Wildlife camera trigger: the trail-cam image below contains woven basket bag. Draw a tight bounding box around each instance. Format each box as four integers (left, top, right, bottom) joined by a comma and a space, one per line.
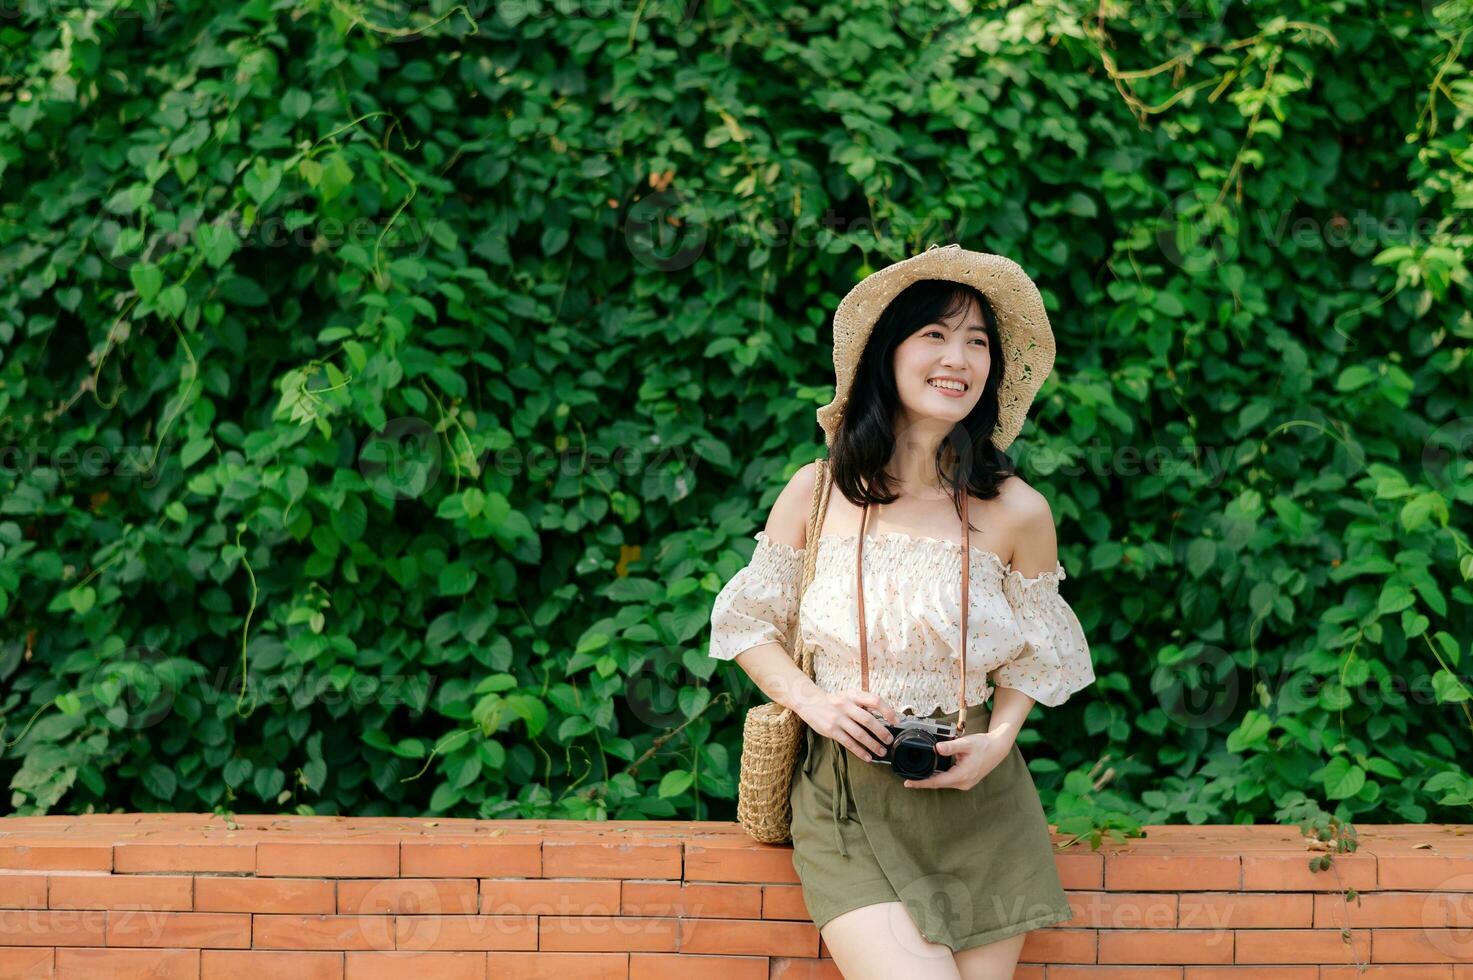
736, 456, 834, 844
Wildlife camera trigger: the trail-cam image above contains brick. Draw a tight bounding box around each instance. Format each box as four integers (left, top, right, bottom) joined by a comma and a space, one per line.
0, 909, 108, 946
1098, 929, 1233, 964
400, 840, 539, 879
1182, 970, 1316, 979
200, 949, 344, 980
195, 876, 335, 914
1056, 849, 1106, 890
761, 884, 810, 920
338, 879, 477, 916
343, 951, 485, 980
538, 915, 679, 953
1047, 969, 1183, 979
53, 947, 199, 979
0, 846, 110, 874
114, 843, 255, 874
1324, 969, 1455, 980
1315, 890, 1472, 928
393, 914, 536, 951
542, 841, 681, 880
676, 918, 818, 958
1232, 928, 1371, 963
1177, 892, 1312, 930
251, 914, 395, 951
622, 881, 761, 918
630, 951, 767, 979
769, 959, 847, 979
682, 841, 799, 884
0, 875, 47, 909
1371, 926, 1473, 963
1104, 854, 1240, 891
485, 952, 628, 979
104, 911, 249, 949
47, 874, 192, 911
1376, 855, 1473, 889
256, 843, 397, 879
1016, 927, 1096, 964
1068, 891, 1178, 929
480, 879, 620, 917
1241, 852, 1378, 890
0, 946, 53, 977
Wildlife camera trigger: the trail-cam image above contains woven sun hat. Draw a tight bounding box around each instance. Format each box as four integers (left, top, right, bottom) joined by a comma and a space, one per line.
816, 242, 1057, 453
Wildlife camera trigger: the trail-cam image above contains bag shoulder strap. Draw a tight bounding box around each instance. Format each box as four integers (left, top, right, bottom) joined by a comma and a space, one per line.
793, 457, 833, 677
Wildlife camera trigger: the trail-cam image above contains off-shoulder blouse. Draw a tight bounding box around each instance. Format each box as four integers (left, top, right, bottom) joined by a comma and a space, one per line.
707, 529, 1095, 716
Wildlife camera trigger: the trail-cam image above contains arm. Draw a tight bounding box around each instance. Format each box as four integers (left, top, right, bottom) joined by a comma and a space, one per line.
986, 492, 1059, 747
726, 462, 831, 720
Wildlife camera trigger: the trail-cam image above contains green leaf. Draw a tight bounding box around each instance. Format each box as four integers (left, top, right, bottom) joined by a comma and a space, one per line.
158, 284, 188, 319
302, 759, 328, 793
319, 151, 354, 201
1334, 365, 1376, 391
130, 263, 163, 300
1185, 539, 1216, 578
180, 436, 213, 469
503, 694, 548, 736
68, 586, 96, 615
658, 770, 694, 799
557, 716, 594, 740
142, 765, 177, 800
576, 631, 610, 655
253, 767, 286, 800
195, 223, 240, 269
1321, 757, 1366, 800
1226, 710, 1272, 752
243, 158, 283, 205
451, 754, 482, 789
331, 495, 368, 543
438, 562, 476, 596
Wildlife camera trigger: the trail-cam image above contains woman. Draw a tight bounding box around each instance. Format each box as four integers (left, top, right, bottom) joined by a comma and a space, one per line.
707, 244, 1096, 979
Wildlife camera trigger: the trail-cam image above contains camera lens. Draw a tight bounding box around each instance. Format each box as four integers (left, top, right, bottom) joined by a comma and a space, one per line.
891, 730, 940, 780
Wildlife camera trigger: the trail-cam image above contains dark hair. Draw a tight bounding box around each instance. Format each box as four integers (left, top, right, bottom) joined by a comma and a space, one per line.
827, 278, 1018, 528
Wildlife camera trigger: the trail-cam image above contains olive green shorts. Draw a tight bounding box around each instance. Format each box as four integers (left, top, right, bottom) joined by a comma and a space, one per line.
788, 699, 1074, 952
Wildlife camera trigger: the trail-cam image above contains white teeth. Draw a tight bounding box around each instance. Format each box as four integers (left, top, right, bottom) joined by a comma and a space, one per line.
928, 379, 965, 392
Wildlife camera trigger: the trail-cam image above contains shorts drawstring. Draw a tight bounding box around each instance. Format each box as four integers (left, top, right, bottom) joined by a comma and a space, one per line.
830, 739, 850, 858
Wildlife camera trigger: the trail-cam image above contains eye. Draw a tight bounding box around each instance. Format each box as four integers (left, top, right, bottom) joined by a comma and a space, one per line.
922, 329, 986, 346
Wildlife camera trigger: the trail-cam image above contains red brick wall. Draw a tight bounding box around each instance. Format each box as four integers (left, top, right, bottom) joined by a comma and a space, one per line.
1, 816, 1470, 978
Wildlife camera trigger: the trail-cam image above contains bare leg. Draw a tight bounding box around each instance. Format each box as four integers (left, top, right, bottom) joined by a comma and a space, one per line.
953, 930, 1027, 980
820, 902, 962, 980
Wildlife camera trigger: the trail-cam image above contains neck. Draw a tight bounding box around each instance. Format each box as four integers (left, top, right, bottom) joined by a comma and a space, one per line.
886, 432, 955, 498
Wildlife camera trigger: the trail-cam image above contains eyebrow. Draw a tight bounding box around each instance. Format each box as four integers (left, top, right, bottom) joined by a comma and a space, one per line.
940, 322, 987, 333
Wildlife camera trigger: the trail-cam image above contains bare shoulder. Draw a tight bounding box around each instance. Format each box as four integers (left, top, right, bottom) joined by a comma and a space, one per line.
762, 460, 821, 551
995, 473, 1052, 523
991, 474, 1058, 571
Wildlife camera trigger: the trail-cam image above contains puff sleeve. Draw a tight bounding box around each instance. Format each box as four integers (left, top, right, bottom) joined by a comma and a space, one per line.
708, 531, 805, 661
989, 563, 1095, 707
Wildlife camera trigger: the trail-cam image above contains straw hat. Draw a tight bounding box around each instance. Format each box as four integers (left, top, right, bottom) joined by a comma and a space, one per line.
816, 243, 1057, 453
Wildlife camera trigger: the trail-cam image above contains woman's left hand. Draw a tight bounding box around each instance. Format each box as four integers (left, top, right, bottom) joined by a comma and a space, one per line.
901, 732, 1011, 791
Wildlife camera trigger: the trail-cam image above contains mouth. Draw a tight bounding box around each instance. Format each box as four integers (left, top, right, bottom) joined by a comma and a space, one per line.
927, 377, 968, 397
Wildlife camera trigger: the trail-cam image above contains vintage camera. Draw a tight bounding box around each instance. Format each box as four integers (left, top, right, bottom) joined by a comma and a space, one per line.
867, 713, 958, 780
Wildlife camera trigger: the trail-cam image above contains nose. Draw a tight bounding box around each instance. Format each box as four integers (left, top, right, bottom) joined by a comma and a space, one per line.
940, 340, 967, 368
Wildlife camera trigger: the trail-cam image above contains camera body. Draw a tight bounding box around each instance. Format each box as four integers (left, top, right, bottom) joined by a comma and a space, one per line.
868, 712, 958, 780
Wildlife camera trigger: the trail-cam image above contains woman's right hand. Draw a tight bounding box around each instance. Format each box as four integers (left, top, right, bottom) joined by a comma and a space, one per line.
800, 690, 902, 763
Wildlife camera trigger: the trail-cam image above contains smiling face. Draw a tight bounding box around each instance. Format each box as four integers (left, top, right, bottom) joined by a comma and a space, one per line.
890, 293, 990, 436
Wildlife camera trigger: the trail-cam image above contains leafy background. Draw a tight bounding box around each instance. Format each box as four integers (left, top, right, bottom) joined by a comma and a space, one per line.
1, 0, 1470, 841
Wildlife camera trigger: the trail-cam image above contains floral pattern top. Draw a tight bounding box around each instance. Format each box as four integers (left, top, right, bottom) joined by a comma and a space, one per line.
707, 529, 1095, 716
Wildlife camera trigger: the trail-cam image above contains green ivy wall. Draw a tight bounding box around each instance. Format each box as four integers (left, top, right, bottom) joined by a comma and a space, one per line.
0, 0, 1470, 842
